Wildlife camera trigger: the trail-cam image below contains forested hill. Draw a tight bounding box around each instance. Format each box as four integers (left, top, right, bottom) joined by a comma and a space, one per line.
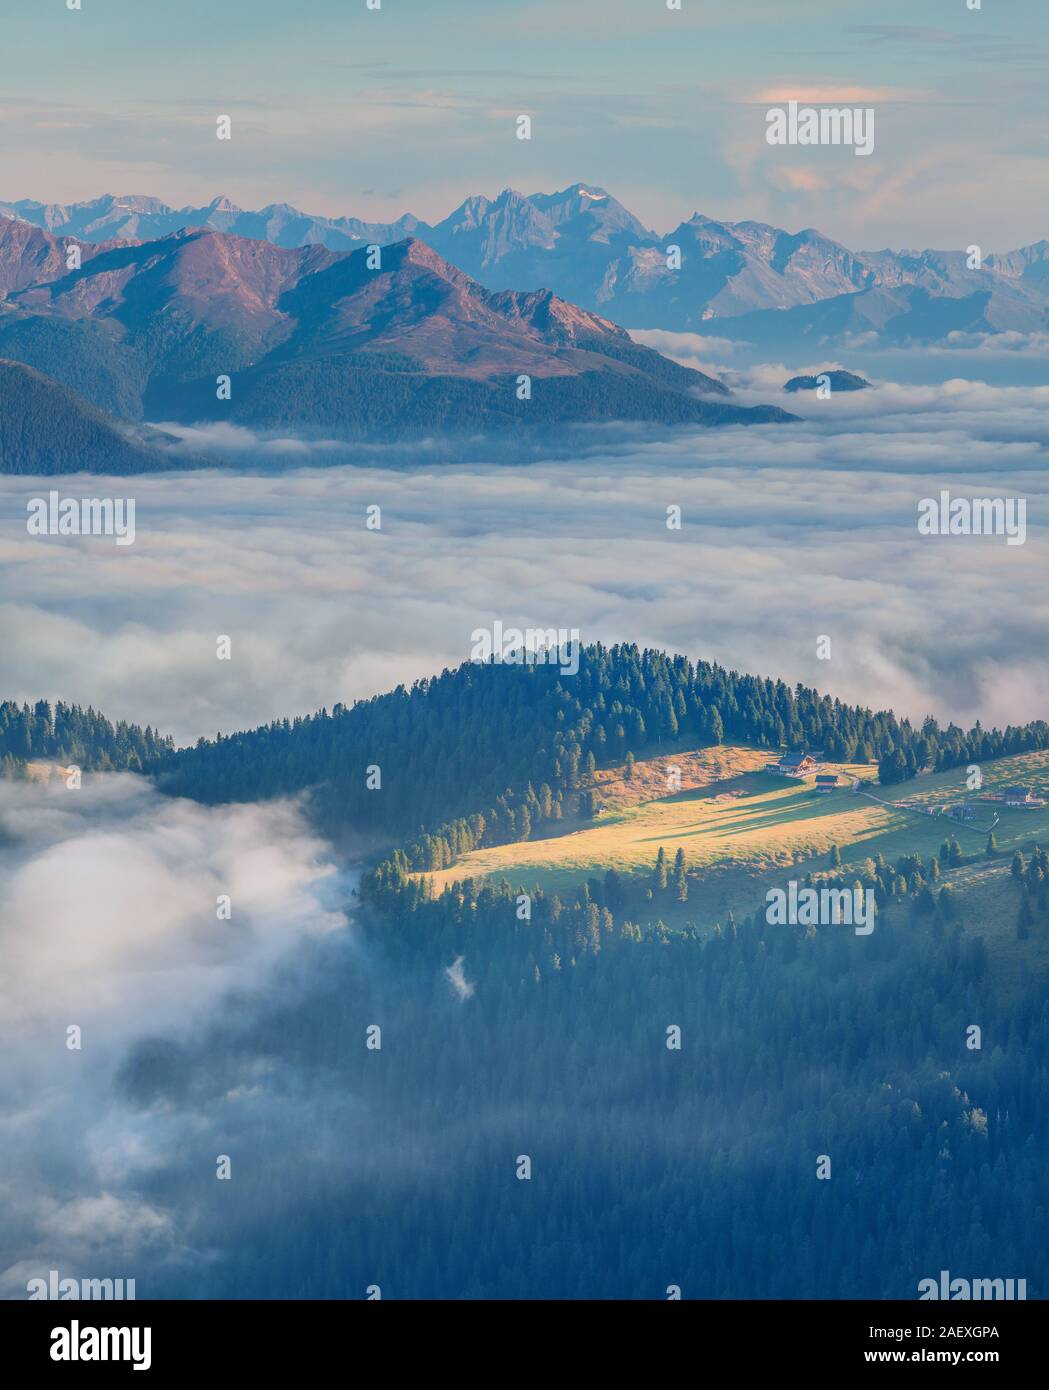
0, 699, 172, 775
149, 645, 1049, 859
0, 359, 175, 475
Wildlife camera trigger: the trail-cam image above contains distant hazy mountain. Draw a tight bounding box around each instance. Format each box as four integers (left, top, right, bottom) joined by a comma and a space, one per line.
0, 223, 792, 446
785, 370, 870, 393
0, 359, 177, 474
0, 193, 426, 252
692, 281, 1049, 348
5, 185, 1046, 341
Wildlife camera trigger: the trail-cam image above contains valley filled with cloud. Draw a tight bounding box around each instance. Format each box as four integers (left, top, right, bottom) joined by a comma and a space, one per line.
3, 369, 1045, 748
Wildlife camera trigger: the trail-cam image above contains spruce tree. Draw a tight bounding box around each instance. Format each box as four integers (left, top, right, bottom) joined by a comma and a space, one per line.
654, 846, 668, 891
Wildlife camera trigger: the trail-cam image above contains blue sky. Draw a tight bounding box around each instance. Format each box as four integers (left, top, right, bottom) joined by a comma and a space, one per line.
2, 0, 1047, 249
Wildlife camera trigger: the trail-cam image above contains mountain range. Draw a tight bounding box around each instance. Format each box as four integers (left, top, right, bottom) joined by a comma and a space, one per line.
4, 184, 1048, 341
0, 221, 791, 460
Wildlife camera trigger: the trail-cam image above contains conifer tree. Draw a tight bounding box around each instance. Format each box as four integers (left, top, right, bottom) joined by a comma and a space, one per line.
654, 846, 668, 891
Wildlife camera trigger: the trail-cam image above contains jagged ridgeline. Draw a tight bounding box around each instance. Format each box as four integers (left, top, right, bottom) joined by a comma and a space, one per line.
0, 699, 172, 776
148, 644, 1049, 865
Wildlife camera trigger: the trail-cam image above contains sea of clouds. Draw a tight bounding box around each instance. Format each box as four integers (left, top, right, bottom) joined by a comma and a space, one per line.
2, 368, 1047, 745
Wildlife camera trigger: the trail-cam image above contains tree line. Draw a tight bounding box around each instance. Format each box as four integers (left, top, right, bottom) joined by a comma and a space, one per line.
0, 698, 171, 776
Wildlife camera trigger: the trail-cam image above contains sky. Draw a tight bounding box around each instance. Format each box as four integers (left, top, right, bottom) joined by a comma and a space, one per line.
2, 0, 1047, 251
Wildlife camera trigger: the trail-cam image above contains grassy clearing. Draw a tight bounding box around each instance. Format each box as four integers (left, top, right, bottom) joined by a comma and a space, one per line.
420, 746, 1049, 968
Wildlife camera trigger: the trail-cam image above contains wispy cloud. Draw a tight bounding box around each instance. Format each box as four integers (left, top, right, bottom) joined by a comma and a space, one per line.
0, 774, 348, 1294
445, 957, 475, 1002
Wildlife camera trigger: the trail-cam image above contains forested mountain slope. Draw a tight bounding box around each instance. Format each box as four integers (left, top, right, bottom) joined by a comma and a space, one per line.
0, 359, 176, 474
150, 644, 1049, 862
137, 856, 1049, 1298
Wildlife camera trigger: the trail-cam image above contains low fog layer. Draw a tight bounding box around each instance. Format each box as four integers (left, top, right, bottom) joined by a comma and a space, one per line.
2, 370, 1046, 745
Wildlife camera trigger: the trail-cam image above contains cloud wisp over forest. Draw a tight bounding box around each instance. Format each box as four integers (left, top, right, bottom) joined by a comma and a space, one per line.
0, 775, 348, 1297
